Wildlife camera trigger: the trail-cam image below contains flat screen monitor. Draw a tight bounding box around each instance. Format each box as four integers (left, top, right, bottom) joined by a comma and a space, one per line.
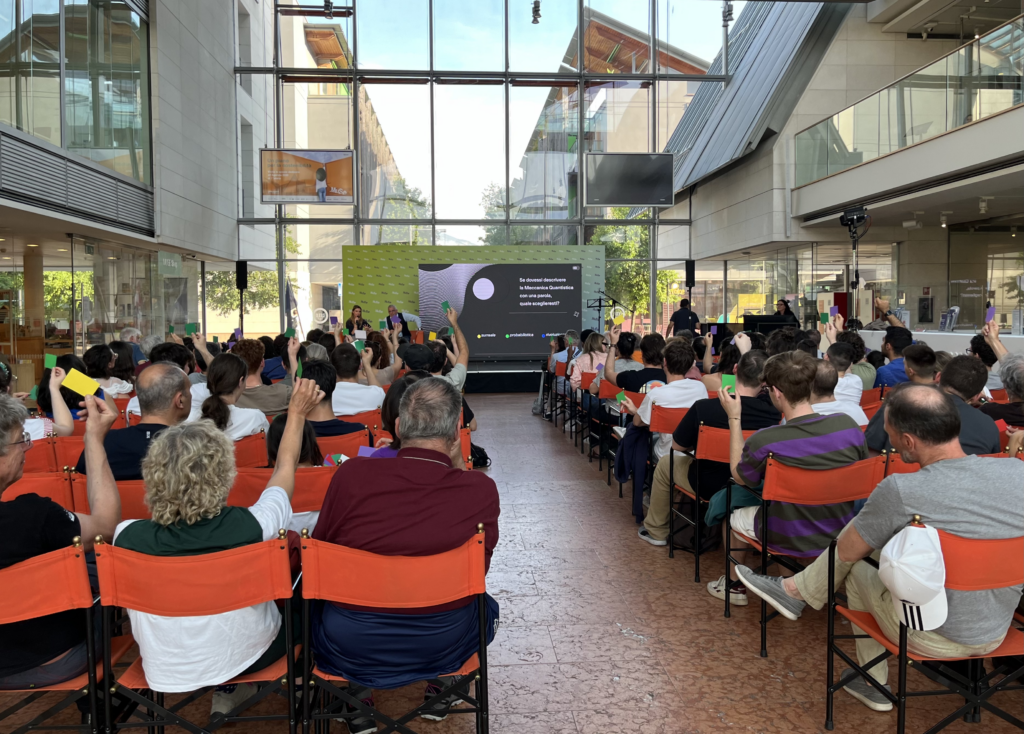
743, 315, 791, 335
585, 153, 674, 207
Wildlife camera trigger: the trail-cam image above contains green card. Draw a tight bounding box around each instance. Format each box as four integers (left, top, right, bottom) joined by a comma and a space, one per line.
212, 335, 219, 343
29, 385, 37, 400
185, 322, 199, 335
342, 328, 350, 336
441, 300, 450, 313
721, 374, 737, 394
819, 313, 829, 325
379, 320, 387, 330
168, 324, 174, 334
284, 327, 296, 338
296, 358, 303, 378
353, 340, 364, 351
615, 390, 625, 404
44, 353, 57, 369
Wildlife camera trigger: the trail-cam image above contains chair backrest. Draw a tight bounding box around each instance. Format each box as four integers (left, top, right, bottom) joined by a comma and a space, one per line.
860, 388, 884, 408
938, 529, 1024, 591
0, 542, 93, 625
554, 361, 567, 377
95, 538, 293, 616
999, 429, 1010, 452
706, 390, 718, 400
884, 451, 919, 476
598, 379, 620, 400
580, 371, 597, 390
70, 420, 88, 436
22, 435, 58, 473
228, 466, 337, 512
338, 410, 382, 439
112, 397, 132, 416
762, 454, 887, 504
863, 401, 884, 421
317, 429, 372, 459
624, 390, 645, 408
694, 424, 757, 463
3, 471, 74, 511
234, 430, 268, 468
460, 426, 472, 469
70, 474, 150, 519
126, 411, 142, 427
300, 531, 486, 609
54, 436, 85, 471
988, 389, 1009, 404
649, 405, 688, 434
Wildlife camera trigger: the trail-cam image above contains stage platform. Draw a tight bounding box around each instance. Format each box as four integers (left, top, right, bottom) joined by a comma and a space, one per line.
465, 360, 544, 393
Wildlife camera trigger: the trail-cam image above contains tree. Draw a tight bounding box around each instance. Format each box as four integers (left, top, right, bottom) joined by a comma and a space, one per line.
205, 223, 300, 317
369, 176, 431, 246
0, 270, 95, 322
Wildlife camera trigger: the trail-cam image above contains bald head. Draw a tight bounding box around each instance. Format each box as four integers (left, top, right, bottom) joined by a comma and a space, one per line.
884, 383, 960, 447
137, 362, 191, 423
811, 360, 838, 401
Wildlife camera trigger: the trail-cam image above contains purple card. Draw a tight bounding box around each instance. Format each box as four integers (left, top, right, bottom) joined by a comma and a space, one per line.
233, 327, 242, 340
710, 346, 715, 355
596, 363, 604, 371
357, 445, 376, 458
986, 306, 996, 322
829, 306, 839, 316
330, 316, 338, 325
710, 326, 718, 335
390, 315, 400, 326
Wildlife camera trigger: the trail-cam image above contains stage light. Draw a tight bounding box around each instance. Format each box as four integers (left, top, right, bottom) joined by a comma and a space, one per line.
532, 0, 541, 24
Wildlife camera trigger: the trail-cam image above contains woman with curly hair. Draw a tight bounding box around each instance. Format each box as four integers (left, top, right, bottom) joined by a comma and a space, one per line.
111, 380, 322, 716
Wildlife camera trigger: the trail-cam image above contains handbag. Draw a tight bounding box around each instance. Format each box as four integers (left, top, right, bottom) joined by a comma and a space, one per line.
470, 443, 491, 469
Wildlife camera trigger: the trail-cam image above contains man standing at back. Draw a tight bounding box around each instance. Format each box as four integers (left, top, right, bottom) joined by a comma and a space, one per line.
311, 378, 499, 730
668, 298, 701, 338
874, 326, 913, 388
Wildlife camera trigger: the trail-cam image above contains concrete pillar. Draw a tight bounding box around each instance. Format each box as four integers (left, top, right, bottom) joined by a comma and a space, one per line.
23, 250, 44, 337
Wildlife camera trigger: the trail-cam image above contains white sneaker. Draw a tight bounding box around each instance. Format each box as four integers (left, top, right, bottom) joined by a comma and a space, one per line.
210, 682, 259, 718
638, 527, 667, 546
706, 575, 748, 605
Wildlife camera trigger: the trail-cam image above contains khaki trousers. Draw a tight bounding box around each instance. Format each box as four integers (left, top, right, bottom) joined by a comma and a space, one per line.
643, 454, 694, 541
793, 548, 1003, 685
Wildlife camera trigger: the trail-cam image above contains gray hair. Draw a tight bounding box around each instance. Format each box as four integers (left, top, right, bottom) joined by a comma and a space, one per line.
1000, 354, 1024, 402
120, 326, 141, 341
304, 343, 329, 362
0, 394, 28, 457
565, 329, 580, 344
398, 377, 462, 443
140, 334, 163, 358
137, 362, 188, 416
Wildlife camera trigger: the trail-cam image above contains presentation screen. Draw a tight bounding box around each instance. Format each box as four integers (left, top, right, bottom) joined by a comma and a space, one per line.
418, 263, 582, 359
585, 153, 674, 207
260, 149, 354, 204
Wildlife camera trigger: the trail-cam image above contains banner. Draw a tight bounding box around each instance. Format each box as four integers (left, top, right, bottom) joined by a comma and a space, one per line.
260, 149, 354, 204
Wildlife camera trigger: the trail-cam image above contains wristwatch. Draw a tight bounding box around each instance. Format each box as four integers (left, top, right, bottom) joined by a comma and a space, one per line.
885, 309, 895, 316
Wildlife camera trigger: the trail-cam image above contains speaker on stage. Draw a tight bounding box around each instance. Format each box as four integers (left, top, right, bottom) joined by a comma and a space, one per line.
685, 260, 695, 289
236, 260, 248, 291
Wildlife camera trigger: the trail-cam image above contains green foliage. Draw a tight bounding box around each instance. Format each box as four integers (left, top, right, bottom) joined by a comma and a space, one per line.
0, 270, 94, 321
368, 176, 431, 246
205, 224, 299, 317
589, 209, 668, 325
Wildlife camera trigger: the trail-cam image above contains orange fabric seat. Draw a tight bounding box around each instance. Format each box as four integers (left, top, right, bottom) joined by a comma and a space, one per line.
317, 428, 372, 459
233, 430, 268, 468
54, 436, 85, 470
228, 466, 337, 513
3, 471, 74, 510
338, 409, 382, 441
22, 435, 58, 473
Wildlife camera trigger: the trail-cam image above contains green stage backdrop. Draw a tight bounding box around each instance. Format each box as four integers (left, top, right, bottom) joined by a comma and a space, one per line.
341, 245, 606, 333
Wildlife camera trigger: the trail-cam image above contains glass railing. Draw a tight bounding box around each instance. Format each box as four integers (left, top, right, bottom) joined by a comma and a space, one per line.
795, 15, 1023, 187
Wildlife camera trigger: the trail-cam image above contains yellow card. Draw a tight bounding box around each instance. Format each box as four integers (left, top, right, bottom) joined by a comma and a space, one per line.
613, 315, 624, 325
428, 331, 437, 340
61, 368, 101, 397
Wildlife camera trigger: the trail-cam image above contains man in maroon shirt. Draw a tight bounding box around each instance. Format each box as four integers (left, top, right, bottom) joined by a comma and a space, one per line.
311, 377, 500, 731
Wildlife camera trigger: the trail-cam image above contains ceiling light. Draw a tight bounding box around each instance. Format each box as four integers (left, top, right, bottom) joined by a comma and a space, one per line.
1013, 226, 1018, 238
532, 0, 541, 24
939, 211, 952, 227
0, 238, 4, 242
107, 256, 118, 260
57, 248, 68, 252
26, 243, 38, 247
2, 257, 10, 260
979, 197, 993, 214
902, 219, 923, 230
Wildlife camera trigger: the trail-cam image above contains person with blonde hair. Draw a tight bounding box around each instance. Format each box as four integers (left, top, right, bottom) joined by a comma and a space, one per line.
112, 379, 322, 718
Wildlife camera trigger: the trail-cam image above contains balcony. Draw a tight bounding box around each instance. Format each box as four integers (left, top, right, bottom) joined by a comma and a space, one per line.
794, 15, 1023, 188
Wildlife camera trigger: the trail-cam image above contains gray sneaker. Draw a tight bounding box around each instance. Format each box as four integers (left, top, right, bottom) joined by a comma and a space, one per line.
638, 527, 667, 546
735, 566, 806, 621
840, 668, 893, 712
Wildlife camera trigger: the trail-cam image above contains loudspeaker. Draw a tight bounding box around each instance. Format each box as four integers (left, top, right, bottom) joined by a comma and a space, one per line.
685, 260, 695, 289
235, 261, 248, 291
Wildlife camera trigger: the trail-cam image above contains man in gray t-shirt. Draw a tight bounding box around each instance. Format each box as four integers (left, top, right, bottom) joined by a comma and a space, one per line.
733, 383, 1023, 714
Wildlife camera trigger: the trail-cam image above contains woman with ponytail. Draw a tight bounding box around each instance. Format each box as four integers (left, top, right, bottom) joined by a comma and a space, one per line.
198, 353, 267, 440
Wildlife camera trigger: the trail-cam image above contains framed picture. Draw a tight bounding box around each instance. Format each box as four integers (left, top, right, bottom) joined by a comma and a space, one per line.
918, 297, 934, 324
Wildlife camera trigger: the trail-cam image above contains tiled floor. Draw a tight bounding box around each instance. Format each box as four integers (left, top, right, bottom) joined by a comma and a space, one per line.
2, 392, 1019, 733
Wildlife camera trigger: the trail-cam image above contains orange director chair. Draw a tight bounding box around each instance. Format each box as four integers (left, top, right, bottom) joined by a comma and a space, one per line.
299, 527, 491, 734
95, 535, 299, 734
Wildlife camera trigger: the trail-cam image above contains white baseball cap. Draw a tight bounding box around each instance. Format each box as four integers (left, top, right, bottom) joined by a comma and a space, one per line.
878, 522, 948, 632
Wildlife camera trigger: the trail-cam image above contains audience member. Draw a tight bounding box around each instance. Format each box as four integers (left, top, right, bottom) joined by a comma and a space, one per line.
824, 342, 863, 405
638, 351, 779, 546
113, 382, 321, 715
37, 354, 117, 420
199, 353, 272, 440
108, 341, 138, 387
795, 338, 818, 357
359, 329, 404, 385
766, 327, 800, 356
192, 341, 221, 385
0, 394, 121, 690
135, 334, 164, 375
979, 322, 1024, 427
934, 350, 954, 374
311, 378, 499, 725
700, 340, 740, 393
299, 359, 369, 440
969, 333, 1003, 390
266, 413, 323, 473
569, 332, 606, 391
120, 326, 145, 365
2, 363, 73, 438
304, 343, 329, 362
808, 360, 868, 426
83, 344, 135, 396
345, 305, 371, 334
736, 384, 1024, 713
371, 372, 429, 458
707, 351, 867, 605
873, 326, 913, 387
75, 363, 192, 479
433, 309, 470, 391
865, 351, 886, 371
317, 332, 339, 353
260, 336, 287, 381
604, 330, 667, 393
835, 329, 876, 391
330, 344, 385, 416
306, 329, 325, 344
231, 338, 299, 415
902, 343, 939, 384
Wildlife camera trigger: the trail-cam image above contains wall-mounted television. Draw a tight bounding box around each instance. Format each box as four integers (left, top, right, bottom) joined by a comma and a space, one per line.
585, 153, 674, 207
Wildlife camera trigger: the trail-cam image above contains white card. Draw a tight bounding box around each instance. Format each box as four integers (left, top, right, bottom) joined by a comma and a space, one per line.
354, 330, 367, 339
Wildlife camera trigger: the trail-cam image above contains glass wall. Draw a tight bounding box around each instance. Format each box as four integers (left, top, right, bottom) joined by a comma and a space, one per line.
0, 0, 151, 183
241, 0, 742, 335
949, 229, 1024, 330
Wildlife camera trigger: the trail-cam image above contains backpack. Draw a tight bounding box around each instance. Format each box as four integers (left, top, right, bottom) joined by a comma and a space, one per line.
470, 443, 491, 469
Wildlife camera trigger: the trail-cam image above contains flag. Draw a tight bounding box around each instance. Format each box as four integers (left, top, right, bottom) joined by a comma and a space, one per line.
285, 279, 303, 335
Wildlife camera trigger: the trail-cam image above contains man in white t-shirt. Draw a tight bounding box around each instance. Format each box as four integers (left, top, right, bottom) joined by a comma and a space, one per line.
826, 342, 864, 406
329, 343, 385, 416
810, 359, 868, 426
620, 340, 708, 459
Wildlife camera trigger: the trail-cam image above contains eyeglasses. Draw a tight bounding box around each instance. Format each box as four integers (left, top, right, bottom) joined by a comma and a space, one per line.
10, 432, 32, 451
